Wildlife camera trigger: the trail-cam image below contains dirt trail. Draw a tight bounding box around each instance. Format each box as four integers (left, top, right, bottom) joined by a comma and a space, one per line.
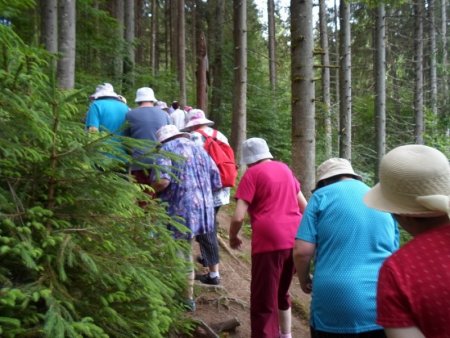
189, 207, 311, 337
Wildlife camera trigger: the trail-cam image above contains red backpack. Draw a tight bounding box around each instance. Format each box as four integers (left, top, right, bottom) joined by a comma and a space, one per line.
197, 129, 238, 188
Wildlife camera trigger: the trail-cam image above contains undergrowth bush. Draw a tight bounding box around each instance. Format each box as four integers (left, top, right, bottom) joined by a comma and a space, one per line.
0, 25, 193, 338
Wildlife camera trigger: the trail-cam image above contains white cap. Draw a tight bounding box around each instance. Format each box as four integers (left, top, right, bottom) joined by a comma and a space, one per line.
241, 138, 273, 165
135, 87, 157, 103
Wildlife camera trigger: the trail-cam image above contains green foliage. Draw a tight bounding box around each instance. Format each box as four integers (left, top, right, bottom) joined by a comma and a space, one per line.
0, 25, 194, 337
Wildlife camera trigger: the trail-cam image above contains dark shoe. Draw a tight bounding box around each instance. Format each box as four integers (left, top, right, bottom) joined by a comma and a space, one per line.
184, 299, 196, 312
199, 274, 220, 285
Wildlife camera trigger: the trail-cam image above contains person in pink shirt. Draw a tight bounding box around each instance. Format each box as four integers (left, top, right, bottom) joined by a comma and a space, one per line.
364, 144, 450, 338
229, 138, 307, 338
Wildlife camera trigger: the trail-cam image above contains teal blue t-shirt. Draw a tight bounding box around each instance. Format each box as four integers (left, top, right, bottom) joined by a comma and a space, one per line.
85, 98, 128, 134
296, 179, 399, 333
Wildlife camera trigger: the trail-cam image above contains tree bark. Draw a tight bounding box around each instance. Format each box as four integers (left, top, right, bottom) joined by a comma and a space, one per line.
210, 0, 225, 127
338, 0, 352, 159
177, 0, 187, 106
441, 0, 448, 116
151, 0, 158, 75
113, 0, 125, 88
57, 0, 76, 89
374, 4, 386, 178
230, 0, 247, 162
170, 0, 178, 72
428, 0, 437, 116
196, 31, 208, 112
319, 0, 332, 159
291, 0, 316, 199
267, 0, 277, 90
124, 0, 135, 87
414, 0, 424, 144
40, 0, 58, 53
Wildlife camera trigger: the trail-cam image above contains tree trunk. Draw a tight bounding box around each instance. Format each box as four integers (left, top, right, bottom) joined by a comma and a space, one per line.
374, 4, 386, 178
267, 0, 276, 90
428, 0, 438, 115
441, 0, 448, 116
291, 0, 316, 199
319, 0, 332, 159
151, 0, 158, 75
170, 0, 178, 72
414, 0, 424, 144
40, 0, 58, 53
196, 31, 208, 112
333, 0, 340, 142
113, 0, 125, 88
135, 0, 144, 65
210, 0, 225, 127
338, 0, 352, 159
57, 0, 76, 89
124, 0, 135, 87
177, 0, 187, 106
230, 0, 247, 162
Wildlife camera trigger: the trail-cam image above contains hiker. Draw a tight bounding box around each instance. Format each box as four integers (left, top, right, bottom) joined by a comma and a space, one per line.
85, 82, 128, 133
364, 144, 450, 338
293, 158, 399, 338
125, 87, 170, 202
169, 100, 187, 130
151, 124, 222, 311
182, 108, 234, 285
229, 138, 307, 338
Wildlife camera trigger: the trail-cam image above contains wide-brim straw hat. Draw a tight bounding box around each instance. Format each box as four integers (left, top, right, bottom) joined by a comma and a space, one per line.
364, 144, 450, 217
316, 158, 362, 184
156, 124, 190, 143
181, 109, 214, 131
90, 83, 119, 100
241, 138, 273, 165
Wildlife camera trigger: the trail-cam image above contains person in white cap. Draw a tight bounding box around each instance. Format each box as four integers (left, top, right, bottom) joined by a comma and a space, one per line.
125, 87, 170, 201
85, 82, 129, 133
364, 144, 450, 338
182, 109, 233, 286
151, 124, 222, 312
294, 158, 399, 338
229, 137, 307, 338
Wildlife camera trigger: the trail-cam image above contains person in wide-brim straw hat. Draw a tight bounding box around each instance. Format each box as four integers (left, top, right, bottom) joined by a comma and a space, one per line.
363, 144, 450, 338
293, 156, 398, 337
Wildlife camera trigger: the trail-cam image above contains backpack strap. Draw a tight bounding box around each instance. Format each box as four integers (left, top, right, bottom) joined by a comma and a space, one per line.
196, 128, 218, 140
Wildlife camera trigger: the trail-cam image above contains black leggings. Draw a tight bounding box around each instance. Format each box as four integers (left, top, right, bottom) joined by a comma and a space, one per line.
310, 327, 386, 338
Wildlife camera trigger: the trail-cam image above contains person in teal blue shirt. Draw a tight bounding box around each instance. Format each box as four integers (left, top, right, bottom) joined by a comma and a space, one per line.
294, 158, 399, 338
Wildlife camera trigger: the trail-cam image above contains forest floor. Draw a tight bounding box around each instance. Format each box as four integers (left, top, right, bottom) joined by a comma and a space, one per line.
185, 206, 311, 338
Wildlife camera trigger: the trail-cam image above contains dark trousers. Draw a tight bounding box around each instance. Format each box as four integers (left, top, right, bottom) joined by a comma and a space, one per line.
195, 206, 220, 266
310, 328, 386, 338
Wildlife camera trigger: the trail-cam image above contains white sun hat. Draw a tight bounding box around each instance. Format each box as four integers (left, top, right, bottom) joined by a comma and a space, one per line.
156, 124, 190, 143
90, 83, 119, 100
364, 144, 450, 217
241, 138, 273, 165
181, 109, 214, 131
135, 87, 157, 103
316, 158, 362, 184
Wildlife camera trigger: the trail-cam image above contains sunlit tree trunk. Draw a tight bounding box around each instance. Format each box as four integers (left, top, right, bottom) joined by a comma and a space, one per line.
414, 0, 424, 144
210, 0, 225, 127
268, 0, 276, 90
291, 0, 315, 198
40, 0, 58, 53
230, 0, 247, 162
57, 0, 76, 89
113, 0, 124, 87
338, 0, 351, 159
428, 0, 438, 115
374, 4, 386, 178
124, 0, 135, 87
319, 0, 332, 159
177, 0, 187, 106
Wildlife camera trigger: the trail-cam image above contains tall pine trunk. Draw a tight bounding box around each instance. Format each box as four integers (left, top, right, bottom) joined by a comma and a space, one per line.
338, 0, 352, 159
428, 0, 437, 116
291, 0, 316, 198
57, 0, 76, 89
177, 0, 187, 106
319, 0, 332, 159
267, 0, 277, 90
196, 31, 208, 112
374, 4, 386, 178
230, 0, 247, 162
414, 0, 424, 144
113, 0, 125, 88
124, 0, 135, 87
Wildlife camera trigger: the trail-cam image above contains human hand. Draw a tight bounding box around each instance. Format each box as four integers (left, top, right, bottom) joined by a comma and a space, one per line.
229, 236, 242, 250
300, 275, 313, 294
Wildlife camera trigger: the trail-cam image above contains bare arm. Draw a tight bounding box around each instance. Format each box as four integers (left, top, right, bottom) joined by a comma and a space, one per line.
385, 327, 425, 338
151, 178, 170, 193
297, 190, 307, 214
229, 199, 249, 250
293, 239, 316, 294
